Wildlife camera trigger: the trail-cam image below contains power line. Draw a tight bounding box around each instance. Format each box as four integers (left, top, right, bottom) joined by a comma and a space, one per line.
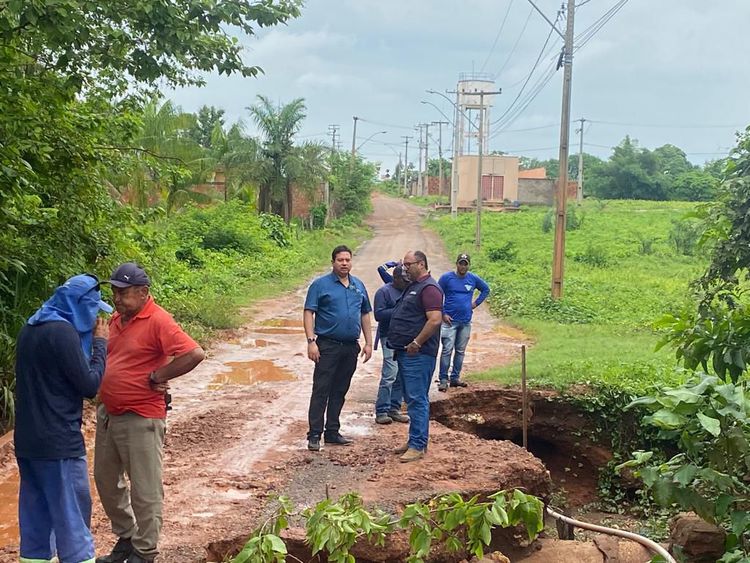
358, 117, 413, 130
574, 0, 628, 51
494, 6, 534, 79
492, 7, 563, 127
480, 0, 515, 73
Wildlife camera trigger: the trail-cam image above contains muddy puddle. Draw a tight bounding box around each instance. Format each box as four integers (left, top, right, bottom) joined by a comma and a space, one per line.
261, 318, 303, 328
209, 360, 295, 389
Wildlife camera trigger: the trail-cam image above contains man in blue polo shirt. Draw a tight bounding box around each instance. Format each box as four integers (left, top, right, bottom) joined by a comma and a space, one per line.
303, 245, 373, 451
437, 253, 490, 392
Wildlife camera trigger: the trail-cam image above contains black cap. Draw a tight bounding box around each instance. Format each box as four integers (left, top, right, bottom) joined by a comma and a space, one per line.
109, 262, 150, 288
456, 253, 471, 264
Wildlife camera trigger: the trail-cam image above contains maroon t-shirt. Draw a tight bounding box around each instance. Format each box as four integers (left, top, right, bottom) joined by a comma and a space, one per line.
418, 274, 443, 311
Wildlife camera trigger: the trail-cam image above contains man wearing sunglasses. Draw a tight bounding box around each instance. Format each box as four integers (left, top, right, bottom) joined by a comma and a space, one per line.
14, 274, 111, 563
386, 250, 444, 463
95, 263, 205, 563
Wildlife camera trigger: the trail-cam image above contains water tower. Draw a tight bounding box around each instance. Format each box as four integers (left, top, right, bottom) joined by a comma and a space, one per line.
456, 73, 497, 156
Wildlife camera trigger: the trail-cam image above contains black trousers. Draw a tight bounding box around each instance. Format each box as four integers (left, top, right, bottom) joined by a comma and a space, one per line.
307, 337, 360, 439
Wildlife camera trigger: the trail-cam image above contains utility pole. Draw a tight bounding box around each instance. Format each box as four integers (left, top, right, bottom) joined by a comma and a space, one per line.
422, 123, 431, 196
450, 90, 460, 218
474, 89, 502, 250
551, 0, 576, 299
325, 124, 339, 224
402, 135, 412, 195
432, 121, 449, 197
415, 125, 423, 197
350, 116, 359, 157
576, 117, 586, 203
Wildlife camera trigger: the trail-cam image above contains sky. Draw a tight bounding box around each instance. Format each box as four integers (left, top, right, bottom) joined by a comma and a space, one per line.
170, 0, 750, 175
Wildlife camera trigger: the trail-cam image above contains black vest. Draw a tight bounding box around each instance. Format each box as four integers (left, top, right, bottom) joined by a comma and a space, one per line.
387, 275, 442, 357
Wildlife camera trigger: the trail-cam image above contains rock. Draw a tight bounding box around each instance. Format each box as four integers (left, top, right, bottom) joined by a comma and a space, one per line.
669, 512, 726, 562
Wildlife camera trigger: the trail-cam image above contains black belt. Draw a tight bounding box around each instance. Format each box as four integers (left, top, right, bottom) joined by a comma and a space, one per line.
317, 335, 358, 346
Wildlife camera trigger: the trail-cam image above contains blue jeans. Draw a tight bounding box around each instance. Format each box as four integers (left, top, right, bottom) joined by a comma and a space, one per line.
396, 352, 436, 450
375, 338, 404, 415
439, 321, 472, 383
17, 456, 94, 563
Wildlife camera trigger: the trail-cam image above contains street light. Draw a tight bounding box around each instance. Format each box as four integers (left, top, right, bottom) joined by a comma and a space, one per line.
420, 100, 453, 127
356, 130, 387, 152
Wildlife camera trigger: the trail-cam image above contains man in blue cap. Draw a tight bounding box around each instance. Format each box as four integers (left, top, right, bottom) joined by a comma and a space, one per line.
14, 274, 111, 563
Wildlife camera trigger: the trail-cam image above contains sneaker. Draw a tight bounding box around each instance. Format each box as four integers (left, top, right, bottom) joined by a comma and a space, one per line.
450, 380, 468, 388
438, 381, 448, 392
324, 433, 353, 446
375, 413, 393, 425
96, 537, 133, 563
399, 447, 425, 463
394, 443, 409, 455
307, 436, 321, 451
388, 410, 410, 423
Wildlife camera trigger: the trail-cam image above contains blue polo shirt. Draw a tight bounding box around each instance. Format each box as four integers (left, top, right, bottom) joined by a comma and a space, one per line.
305, 272, 372, 342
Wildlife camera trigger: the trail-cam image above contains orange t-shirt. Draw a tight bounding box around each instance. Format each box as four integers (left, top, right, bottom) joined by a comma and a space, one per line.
99, 296, 198, 418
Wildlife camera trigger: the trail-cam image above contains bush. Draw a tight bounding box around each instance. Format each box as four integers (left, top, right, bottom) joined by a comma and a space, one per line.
573, 244, 610, 268
668, 219, 701, 256
487, 241, 517, 262
541, 206, 585, 234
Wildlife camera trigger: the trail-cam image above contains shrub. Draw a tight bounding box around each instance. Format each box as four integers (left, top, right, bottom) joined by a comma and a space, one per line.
668, 219, 700, 256
573, 245, 610, 268
487, 241, 518, 262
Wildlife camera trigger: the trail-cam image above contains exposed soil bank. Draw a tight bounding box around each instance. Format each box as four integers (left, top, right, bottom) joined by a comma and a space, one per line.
430, 386, 613, 508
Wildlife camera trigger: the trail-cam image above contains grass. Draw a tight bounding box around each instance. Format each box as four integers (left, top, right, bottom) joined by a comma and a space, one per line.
429, 199, 704, 393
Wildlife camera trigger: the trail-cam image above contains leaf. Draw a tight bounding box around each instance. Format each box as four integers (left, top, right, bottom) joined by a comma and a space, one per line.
673, 464, 698, 486
266, 534, 287, 555
646, 408, 685, 429
697, 412, 721, 436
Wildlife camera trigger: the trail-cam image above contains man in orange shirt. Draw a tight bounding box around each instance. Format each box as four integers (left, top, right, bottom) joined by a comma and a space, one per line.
95, 263, 204, 563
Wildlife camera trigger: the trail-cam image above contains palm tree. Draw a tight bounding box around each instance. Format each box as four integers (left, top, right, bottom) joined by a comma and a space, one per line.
248, 95, 307, 222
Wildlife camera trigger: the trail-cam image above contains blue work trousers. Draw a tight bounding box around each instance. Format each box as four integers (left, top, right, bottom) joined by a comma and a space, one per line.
374, 338, 404, 415
17, 456, 95, 563
396, 352, 436, 451
439, 321, 472, 383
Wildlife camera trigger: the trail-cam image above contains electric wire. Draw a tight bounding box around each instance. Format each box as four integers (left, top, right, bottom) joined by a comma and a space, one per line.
494, 6, 534, 80
481, 0, 515, 73
491, 6, 563, 128
574, 0, 628, 51
358, 117, 414, 131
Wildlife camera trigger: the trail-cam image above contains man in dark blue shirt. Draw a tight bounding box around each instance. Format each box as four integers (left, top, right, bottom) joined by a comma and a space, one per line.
373, 263, 409, 425
437, 253, 490, 391
14, 274, 111, 563
303, 245, 373, 451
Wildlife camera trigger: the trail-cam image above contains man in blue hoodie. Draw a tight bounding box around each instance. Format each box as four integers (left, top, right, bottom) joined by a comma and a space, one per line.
437, 253, 490, 392
14, 274, 111, 563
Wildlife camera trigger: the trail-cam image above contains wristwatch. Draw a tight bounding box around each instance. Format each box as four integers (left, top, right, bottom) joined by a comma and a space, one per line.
307, 337, 316, 343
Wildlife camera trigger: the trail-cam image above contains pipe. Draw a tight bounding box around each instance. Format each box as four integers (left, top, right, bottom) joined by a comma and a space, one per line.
546, 506, 676, 563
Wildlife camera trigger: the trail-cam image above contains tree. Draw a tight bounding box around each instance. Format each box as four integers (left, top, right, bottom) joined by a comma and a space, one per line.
0, 1, 302, 92
189, 106, 226, 148
653, 144, 694, 177
589, 136, 669, 200
666, 170, 719, 201
249, 96, 307, 222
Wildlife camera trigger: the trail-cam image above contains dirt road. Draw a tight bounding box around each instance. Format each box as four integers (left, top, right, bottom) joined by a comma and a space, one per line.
0, 194, 545, 561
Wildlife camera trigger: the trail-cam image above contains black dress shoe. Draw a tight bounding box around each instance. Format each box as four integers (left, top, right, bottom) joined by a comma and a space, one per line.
450, 380, 468, 388
308, 436, 321, 451
324, 433, 352, 446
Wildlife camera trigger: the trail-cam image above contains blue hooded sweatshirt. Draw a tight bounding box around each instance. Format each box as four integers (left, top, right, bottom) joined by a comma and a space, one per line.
15, 274, 111, 459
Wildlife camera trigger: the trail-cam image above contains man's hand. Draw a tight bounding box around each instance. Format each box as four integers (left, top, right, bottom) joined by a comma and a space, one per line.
94, 317, 109, 339
361, 343, 373, 363
384, 260, 399, 268
148, 372, 170, 393
307, 341, 320, 363
442, 313, 453, 326
406, 341, 420, 355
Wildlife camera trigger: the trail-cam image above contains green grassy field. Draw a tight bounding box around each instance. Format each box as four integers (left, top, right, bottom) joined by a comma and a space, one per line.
429, 199, 704, 394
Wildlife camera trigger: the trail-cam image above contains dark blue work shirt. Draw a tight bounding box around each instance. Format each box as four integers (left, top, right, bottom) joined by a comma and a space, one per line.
14, 321, 107, 459
305, 272, 372, 342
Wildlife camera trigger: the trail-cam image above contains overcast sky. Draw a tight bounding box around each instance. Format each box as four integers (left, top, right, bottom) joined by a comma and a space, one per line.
171, 0, 750, 173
